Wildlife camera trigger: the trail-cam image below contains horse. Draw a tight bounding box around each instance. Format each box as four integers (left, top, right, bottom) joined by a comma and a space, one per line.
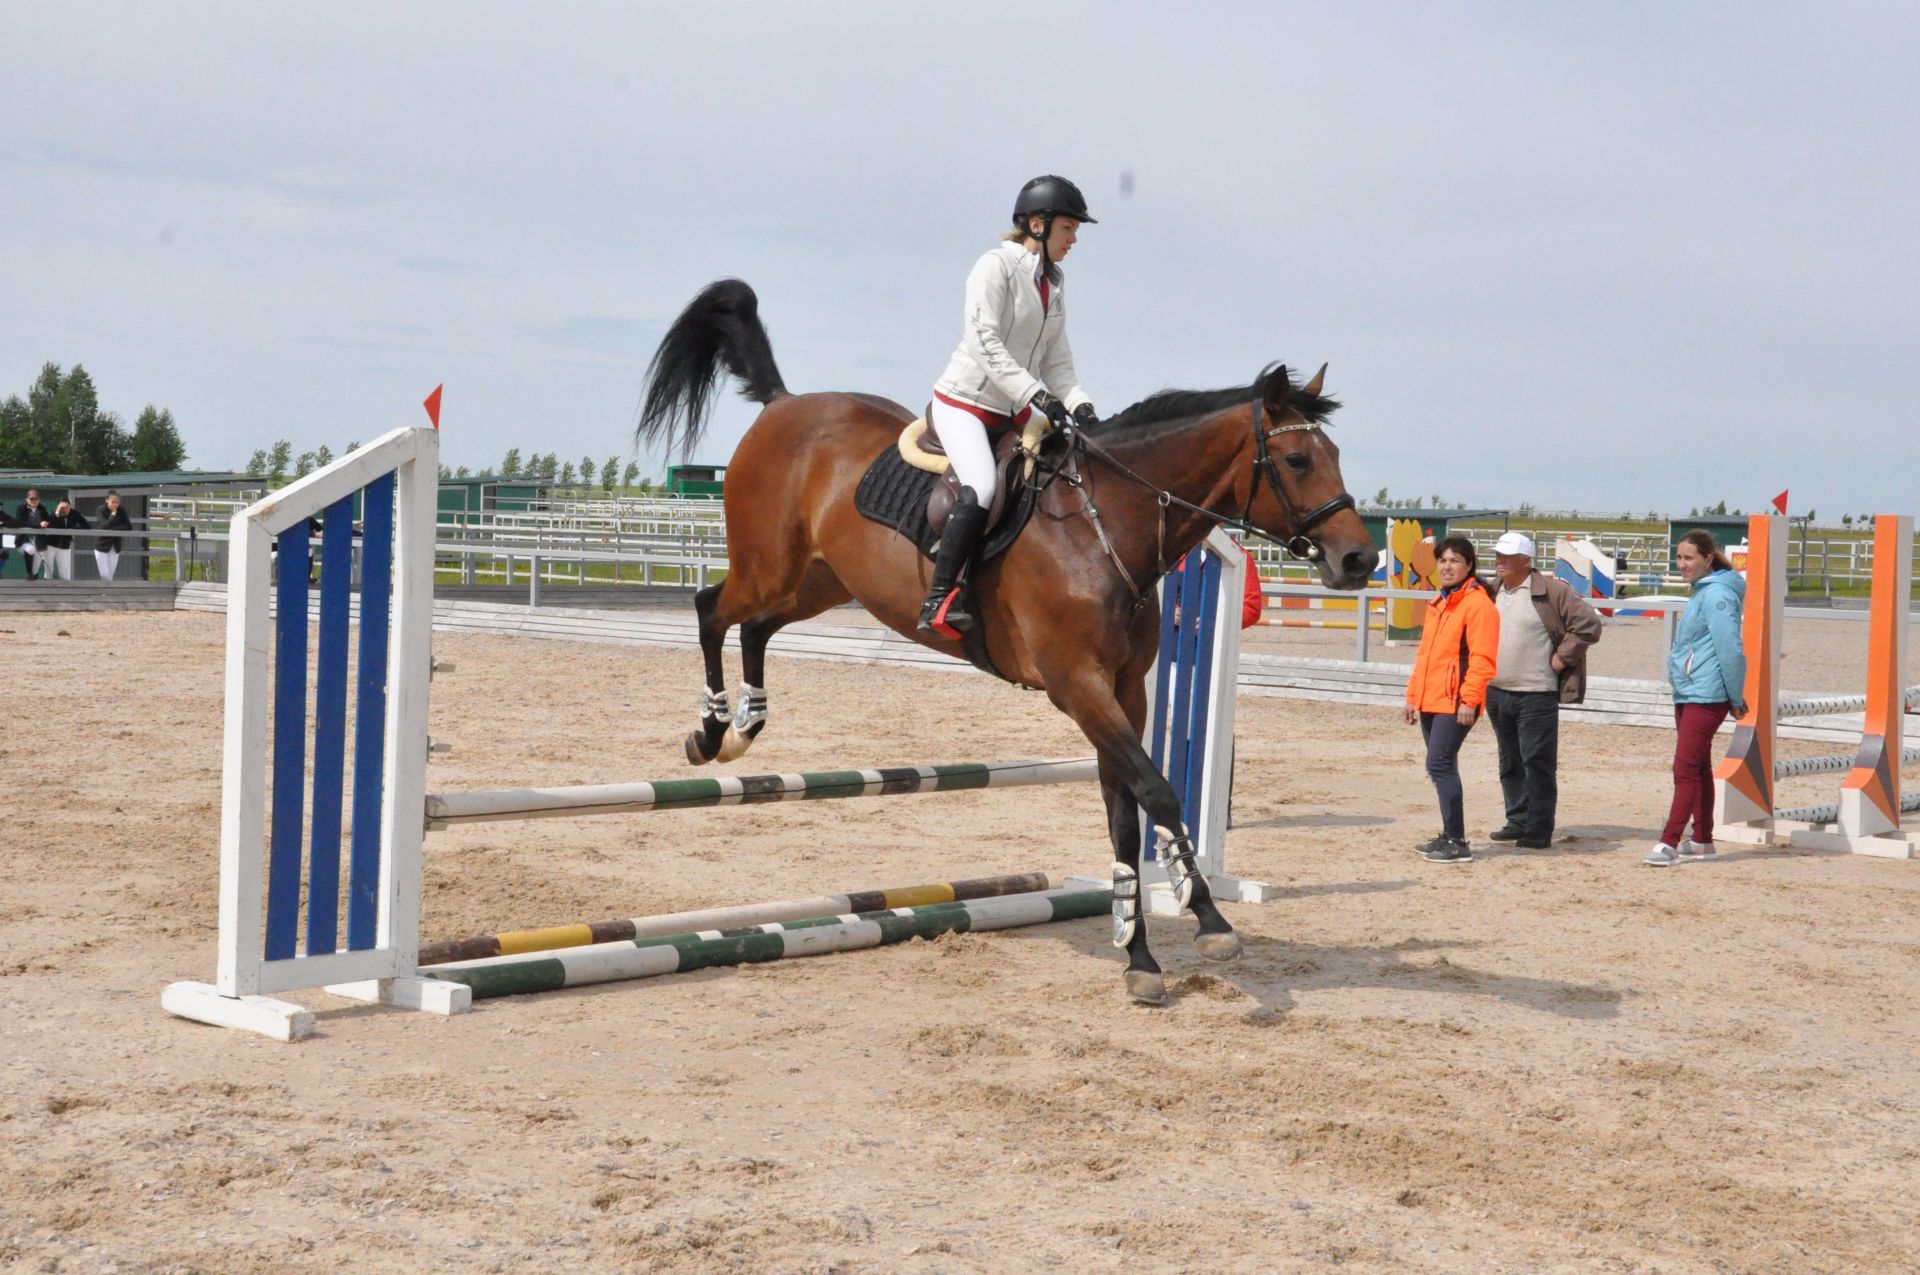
636, 279, 1379, 1004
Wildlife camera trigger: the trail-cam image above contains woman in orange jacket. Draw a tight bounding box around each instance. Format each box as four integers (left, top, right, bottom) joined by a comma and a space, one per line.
1403, 536, 1500, 863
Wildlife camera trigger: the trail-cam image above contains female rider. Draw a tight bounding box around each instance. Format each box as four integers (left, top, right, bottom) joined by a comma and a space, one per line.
919, 174, 1102, 637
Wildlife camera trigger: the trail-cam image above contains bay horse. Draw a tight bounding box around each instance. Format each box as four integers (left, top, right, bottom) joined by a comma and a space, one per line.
636, 279, 1378, 1004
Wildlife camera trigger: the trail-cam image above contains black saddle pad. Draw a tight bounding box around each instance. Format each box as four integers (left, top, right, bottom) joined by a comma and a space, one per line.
852, 442, 1043, 564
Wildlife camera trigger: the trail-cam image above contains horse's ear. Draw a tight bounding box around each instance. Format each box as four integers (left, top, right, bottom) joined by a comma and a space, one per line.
1302, 363, 1328, 397
1260, 363, 1291, 408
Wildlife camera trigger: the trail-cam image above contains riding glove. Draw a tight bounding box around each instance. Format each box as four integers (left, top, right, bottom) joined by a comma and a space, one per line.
1030, 390, 1072, 431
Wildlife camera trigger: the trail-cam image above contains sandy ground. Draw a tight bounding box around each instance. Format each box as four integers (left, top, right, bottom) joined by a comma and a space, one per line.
4, 610, 1918, 1274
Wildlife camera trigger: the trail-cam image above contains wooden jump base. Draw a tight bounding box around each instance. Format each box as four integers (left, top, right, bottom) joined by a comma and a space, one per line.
425, 758, 1098, 828
1716, 513, 1920, 857
424, 884, 1111, 1000
418, 870, 1058, 965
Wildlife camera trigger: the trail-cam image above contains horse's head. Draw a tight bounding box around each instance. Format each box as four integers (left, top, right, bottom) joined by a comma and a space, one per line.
1246, 364, 1379, 589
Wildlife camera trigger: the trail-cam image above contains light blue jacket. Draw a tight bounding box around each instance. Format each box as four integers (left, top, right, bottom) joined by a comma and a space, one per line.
1667, 568, 1747, 709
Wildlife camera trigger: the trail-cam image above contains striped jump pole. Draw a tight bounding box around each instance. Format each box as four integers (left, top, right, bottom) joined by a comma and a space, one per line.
419, 870, 1058, 965
424, 885, 1112, 1000
426, 758, 1098, 828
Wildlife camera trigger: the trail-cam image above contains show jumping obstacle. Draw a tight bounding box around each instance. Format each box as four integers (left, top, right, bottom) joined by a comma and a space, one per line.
1714, 513, 1920, 856
418, 870, 1061, 965
162, 426, 1264, 1040
424, 885, 1112, 1000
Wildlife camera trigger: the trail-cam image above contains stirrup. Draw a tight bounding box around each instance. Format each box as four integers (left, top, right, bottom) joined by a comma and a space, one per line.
1111, 862, 1141, 947
1158, 830, 1201, 910
918, 587, 968, 639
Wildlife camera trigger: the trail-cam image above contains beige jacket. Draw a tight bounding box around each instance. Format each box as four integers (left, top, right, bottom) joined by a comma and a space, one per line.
933, 241, 1091, 417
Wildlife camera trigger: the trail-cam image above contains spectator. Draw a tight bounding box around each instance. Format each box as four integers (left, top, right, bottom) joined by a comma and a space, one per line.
1646, 531, 1747, 866
1240, 552, 1265, 628
0, 503, 18, 576
1404, 535, 1499, 864
94, 491, 132, 581
1485, 532, 1604, 849
43, 500, 88, 580
14, 488, 49, 579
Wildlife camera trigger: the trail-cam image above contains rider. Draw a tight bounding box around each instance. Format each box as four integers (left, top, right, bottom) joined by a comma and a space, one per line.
918, 174, 1102, 637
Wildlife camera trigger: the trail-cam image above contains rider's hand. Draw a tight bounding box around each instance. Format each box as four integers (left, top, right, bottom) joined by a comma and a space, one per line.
1030, 390, 1072, 431
1455, 703, 1478, 728
1071, 402, 1100, 430
1403, 705, 1418, 726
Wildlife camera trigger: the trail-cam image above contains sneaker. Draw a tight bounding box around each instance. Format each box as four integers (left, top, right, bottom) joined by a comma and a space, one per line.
1515, 834, 1553, 850
1421, 837, 1474, 864
1644, 843, 1679, 867
1676, 839, 1718, 862
1488, 824, 1525, 843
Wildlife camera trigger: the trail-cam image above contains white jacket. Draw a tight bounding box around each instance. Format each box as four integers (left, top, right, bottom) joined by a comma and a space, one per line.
933, 241, 1092, 417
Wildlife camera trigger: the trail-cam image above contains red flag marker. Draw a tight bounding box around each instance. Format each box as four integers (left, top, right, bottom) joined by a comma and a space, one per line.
423, 384, 443, 430
1771, 489, 1788, 514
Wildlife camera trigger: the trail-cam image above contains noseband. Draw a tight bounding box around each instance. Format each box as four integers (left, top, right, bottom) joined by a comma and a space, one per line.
1243, 397, 1355, 562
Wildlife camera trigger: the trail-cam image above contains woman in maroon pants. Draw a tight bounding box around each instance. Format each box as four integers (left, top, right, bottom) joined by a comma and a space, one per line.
1646, 531, 1747, 866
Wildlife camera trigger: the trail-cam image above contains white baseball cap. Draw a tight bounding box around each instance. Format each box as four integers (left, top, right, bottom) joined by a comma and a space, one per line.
1492, 532, 1536, 557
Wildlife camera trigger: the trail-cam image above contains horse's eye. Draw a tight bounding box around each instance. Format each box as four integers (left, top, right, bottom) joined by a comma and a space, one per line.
1284, 453, 1311, 473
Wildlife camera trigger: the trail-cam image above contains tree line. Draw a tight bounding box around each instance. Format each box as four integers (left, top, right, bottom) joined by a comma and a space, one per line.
0, 362, 187, 472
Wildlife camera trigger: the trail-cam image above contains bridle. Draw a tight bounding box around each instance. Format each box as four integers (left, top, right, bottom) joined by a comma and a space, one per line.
1242, 395, 1356, 563
1041, 378, 1356, 604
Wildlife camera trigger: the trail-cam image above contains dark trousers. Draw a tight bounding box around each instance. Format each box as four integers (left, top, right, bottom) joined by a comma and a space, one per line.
1420, 711, 1475, 841
1487, 687, 1560, 838
1663, 701, 1731, 846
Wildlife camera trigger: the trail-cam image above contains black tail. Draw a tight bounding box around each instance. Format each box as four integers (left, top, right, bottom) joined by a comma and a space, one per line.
635, 279, 788, 459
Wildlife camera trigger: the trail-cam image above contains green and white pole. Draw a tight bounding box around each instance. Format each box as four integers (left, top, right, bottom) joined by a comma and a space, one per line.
425, 884, 1112, 1000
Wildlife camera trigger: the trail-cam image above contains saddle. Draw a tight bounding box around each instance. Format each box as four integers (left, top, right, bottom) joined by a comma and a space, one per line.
896, 409, 1054, 537
853, 408, 1062, 563
852, 409, 1068, 680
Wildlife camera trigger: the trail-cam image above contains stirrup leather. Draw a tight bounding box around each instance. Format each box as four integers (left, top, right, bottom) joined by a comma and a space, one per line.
1111, 862, 1141, 948
1158, 830, 1202, 910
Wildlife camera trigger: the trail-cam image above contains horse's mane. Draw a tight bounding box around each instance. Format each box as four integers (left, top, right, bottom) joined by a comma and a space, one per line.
1096, 371, 1340, 439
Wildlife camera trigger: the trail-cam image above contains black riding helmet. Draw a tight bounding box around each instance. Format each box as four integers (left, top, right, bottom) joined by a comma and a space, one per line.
1012, 174, 1098, 228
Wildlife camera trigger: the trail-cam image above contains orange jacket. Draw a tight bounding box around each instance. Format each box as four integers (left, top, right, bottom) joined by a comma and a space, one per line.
1405, 578, 1500, 712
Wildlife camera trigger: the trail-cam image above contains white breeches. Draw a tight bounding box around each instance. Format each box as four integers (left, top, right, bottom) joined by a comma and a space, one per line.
928, 399, 998, 507
94, 549, 119, 581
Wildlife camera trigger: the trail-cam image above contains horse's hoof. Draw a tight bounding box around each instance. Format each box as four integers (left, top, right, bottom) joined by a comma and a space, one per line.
1195, 930, 1243, 963
716, 726, 752, 763
684, 731, 714, 766
1125, 970, 1168, 1005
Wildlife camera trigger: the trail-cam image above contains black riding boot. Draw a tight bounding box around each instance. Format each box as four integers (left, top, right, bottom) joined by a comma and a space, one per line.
917, 488, 988, 637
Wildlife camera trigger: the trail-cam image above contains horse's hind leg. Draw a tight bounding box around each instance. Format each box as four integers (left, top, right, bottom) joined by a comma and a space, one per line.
715, 563, 851, 764
686, 581, 738, 765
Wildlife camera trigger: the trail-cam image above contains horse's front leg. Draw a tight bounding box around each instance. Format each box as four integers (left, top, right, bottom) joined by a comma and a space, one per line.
1095, 753, 1165, 1005
1113, 661, 1241, 962
1065, 673, 1242, 1006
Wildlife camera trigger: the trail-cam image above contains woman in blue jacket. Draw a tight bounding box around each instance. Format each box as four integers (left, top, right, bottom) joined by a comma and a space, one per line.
1647, 531, 1747, 866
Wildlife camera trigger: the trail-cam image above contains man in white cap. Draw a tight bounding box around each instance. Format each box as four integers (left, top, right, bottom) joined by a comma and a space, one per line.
1486, 531, 1604, 848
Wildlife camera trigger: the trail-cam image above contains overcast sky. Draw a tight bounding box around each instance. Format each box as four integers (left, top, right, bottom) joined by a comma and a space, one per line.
5, 2, 1915, 516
